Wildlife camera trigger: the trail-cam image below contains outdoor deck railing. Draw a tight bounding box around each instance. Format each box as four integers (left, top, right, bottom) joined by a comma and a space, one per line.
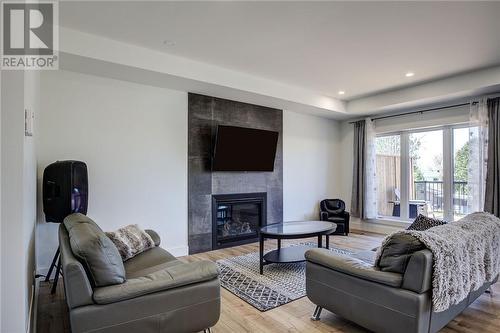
413, 180, 468, 214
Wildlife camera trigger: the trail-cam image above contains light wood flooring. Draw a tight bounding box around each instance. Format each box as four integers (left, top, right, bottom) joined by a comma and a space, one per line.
37, 231, 500, 333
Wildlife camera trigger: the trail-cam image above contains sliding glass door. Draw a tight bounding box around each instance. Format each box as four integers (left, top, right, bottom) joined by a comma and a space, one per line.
376, 125, 476, 222
409, 130, 444, 219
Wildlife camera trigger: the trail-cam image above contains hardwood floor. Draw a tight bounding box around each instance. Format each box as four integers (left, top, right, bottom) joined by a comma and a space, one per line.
37, 231, 500, 333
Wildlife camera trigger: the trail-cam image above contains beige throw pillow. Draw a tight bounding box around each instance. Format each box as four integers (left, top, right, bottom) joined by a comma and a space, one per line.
106, 224, 156, 261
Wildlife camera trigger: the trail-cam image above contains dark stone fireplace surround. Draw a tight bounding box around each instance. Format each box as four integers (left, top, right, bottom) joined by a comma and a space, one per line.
188, 93, 283, 254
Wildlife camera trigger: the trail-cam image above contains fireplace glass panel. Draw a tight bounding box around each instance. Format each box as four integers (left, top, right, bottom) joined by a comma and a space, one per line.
216, 202, 260, 243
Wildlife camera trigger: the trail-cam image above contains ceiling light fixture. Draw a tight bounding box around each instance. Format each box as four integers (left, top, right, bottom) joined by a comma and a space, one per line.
338, 91, 345, 95
405, 72, 415, 77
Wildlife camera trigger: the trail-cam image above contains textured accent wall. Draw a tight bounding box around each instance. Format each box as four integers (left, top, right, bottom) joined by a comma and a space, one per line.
188, 93, 283, 254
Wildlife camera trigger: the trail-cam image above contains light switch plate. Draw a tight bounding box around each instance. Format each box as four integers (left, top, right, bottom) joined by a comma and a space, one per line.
25, 108, 34, 137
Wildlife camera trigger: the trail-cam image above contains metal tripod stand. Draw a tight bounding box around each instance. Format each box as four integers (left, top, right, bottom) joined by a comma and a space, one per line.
44, 246, 61, 294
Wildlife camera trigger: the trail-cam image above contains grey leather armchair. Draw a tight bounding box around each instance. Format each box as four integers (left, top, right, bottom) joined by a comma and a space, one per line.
305, 248, 497, 333
59, 219, 220, 333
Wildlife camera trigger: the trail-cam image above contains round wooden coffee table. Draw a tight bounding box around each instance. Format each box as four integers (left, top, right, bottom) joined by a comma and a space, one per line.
259, 221, 337, 274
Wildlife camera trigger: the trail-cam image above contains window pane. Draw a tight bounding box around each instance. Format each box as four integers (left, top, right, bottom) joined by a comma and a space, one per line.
453, 127, 473, 221
409, 130, 443, 219
376, 135, 401, 217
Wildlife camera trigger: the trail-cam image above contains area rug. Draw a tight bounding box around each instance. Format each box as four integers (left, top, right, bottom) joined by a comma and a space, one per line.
216, 243, 354, 311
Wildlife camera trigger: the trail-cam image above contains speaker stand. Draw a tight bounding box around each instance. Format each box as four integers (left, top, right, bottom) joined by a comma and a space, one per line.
45, 247, 61, 294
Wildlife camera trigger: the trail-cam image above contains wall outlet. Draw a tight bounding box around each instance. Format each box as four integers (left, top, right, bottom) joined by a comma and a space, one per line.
25, 108, 34, 137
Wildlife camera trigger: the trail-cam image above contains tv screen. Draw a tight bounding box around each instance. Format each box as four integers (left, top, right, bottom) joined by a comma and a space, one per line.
212, 125, 279, 171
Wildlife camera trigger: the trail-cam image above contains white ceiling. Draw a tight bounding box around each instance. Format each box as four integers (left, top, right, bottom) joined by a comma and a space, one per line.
60, 1, 500, 100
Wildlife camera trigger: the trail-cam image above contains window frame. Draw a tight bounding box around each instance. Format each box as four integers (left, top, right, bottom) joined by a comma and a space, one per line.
375, 123, 472, 222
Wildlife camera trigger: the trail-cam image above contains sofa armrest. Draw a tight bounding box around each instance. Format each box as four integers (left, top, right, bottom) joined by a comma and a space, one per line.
93, 260, 219, 304
145, 229, 161, 246
305, 248, 402, 288
59, 225, 94, 308
401, 249, 433, 293
320, 211, 329, 221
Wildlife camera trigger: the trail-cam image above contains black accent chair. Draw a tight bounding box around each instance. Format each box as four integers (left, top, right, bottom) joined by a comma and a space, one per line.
319, 199, 350, 235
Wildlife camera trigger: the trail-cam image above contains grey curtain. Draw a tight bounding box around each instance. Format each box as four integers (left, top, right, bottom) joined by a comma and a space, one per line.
485, 97, 500, 217
351, 120, 366, 219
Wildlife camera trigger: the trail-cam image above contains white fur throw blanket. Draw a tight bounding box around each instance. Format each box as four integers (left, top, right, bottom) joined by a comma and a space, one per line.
376, 212, 500, 312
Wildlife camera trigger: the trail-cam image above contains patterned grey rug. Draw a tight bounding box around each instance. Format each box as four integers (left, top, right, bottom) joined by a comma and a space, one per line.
216, 243, 354, 311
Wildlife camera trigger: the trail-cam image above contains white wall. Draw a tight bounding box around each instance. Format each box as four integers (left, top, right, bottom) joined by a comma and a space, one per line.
1, 70, 25, 333
23, 71, 39, 332
0, 69, 2, 333
1, 70, 38, 333
283, 110, 341, 221
36, 70, 188, 273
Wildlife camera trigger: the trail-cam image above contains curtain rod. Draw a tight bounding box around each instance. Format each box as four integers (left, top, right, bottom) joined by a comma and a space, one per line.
349, 102, 476, 124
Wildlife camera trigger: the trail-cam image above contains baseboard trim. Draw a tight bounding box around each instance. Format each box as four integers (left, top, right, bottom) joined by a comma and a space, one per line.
29, 271, 40, 333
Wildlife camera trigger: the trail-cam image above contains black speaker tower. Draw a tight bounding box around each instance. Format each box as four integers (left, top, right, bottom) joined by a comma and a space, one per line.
42, 160, 88, 294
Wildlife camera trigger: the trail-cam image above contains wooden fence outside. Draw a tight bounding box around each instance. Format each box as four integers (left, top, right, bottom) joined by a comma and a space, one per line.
376, 154, 400, 216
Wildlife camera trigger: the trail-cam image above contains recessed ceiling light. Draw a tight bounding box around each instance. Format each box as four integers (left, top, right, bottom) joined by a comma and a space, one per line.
405, 72, 415, 77
163, 40, 176, 46
338, 91, 345, 95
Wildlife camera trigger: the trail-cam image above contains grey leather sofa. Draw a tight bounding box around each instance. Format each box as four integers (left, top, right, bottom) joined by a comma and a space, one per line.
59, 215, 220, 333
305, 248, 497, 333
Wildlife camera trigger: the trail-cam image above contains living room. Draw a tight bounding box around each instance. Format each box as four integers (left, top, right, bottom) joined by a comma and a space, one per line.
1, 1, 500, 333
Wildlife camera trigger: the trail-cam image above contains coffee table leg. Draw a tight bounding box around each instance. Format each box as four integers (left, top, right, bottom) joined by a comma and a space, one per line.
259, 233, 264, 274
277, 238, 281, 251
326, 235, 330, 249
317, 235, 322, 248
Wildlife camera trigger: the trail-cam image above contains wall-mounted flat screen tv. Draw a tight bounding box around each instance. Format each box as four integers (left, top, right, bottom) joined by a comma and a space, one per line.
212, 125, 279, 172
